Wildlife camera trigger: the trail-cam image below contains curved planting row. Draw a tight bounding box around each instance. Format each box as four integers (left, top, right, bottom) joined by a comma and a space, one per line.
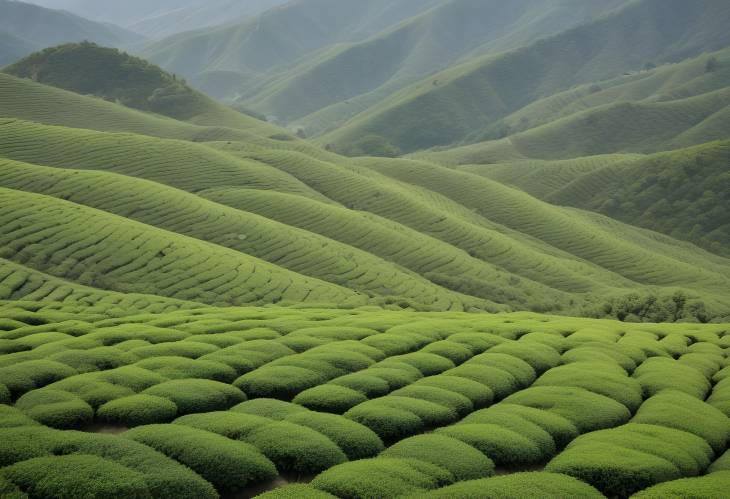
1, 304, 729, 497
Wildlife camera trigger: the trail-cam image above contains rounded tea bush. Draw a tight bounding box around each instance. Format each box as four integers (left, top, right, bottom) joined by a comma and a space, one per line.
437, 424, 544, 466
329, 373, 391, 398
632, 390, 730, 453
293, 385, 368, 413
457, 410, 556, 458
633, 471, 730, 498
0, 454, 151, 499
0, 405, 40, 429
503, 386, 631, 433
383, 434, 495, 481
546, 442, 680, 497
413, 471, 604, 498
97, 395, 178, 427
476, 404, 579, 449
376, 396, 459, 427
709, 449, 730, 473
443, 364, 519, 399
244, 421, 347, 474
256, 484, 337, 498
135, 356, 237, 383
125, 424, 277, 491
413, 375, 494, 409
231, 398, 308, 420
421, 340, 474, 364
173, 411, 271, 440
142, 379, 246, 415
488, 342, 561, 374
0, 384, 11, 405
534, 362, 643, 412
364, 366, 423, 390
311, 458, 452, 498
562, 344, 637, 373
469, 353, 536, 386
0, 360, 77, 398
345, 402, 424, 441
391, 385, 473, 416
286, 411, 384, 460
633, 357, 711, 399
234, 366, 329, 400
379, 353, 455, 376
15, 389, 93, 429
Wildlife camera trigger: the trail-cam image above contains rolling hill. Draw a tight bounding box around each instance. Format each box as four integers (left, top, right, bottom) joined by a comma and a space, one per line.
0, 68, 728, 321
320, 0, 730, 155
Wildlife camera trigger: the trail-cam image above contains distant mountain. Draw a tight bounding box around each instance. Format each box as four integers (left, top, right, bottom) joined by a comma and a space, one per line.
0, 31, 38, 68
319, 0, 730, 155
0, 0, 139, 54
23, 0, 291, 38
3, 42, 282, 133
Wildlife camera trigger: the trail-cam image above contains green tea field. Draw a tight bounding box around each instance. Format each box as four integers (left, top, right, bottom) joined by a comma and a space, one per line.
1, 302, 729, 498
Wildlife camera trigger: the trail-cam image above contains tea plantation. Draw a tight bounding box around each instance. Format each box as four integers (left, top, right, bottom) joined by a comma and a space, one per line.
0, 300, 729, 498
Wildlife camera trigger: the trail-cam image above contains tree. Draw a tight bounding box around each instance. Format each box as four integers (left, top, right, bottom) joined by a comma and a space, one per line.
705, 56, 719, 73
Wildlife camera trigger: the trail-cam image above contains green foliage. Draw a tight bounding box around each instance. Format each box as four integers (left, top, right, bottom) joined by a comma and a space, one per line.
633, 357, 712, 399
286, 411, 384, 460
436, 424, 545, 466
412, 375, 494, 409
235, 366, 330, 400
311, 458, 451, 498
1, 454, 152, 499
256, 484, 337, 499
97, 395, 178, 427
0, 360, 77, 398
15, 389, 93, 429
413, 472, 604, 498
634, 471, 730, 498
345, 402, 424, 441
293, 384, 368, 413
391, 385, 473, 416
125, 424, 277, 491
173, 411, 270, 440
231, 398, 308, 420
382, 434, 495, 481
473, 404, 579, 449
443, 364, 519, 399
142, 379, 246, 415
244, 421, 347, 474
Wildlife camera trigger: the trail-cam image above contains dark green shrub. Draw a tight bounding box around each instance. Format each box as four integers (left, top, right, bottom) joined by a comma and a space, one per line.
0, 384, 10, 404
293, 385, 367, 413
633, 471, 730, 498
287, 327, 380, 341
1, 454, 152, 499
361, 334, 427, 356
231, 398, 308, 420
86, 366, 168, 391
379, 353, 455, 376
443, 364, 519, 399
633, 357, 711, 399
244, 421, 347, 474
364, 366, 423, 389
503, 386, 631, 432
391, 385, 473, 416
234, 366, 329, 399
0, 360, 77, 398
125, 424, 277, 491
632, 390, 730, 453
413, 472, 604, 498
421, 340, 474, 364
534, 362, 643, 412
48, 347, 135, 373
0, 405, 40, 428
286, 411, 384, 460
436, 424, 544, 466
88, 325, 189, 346
546, 442, 679, 497
330, 373, 391, 397
311, 458, 451, 498
488, 342, 561, 373
130, 342, 218, 359
142, 379, 246, 415
345, 402, 424, 440
383, 434, 494, 481
413, 376, 494, 408
709, 449, 730, 472
469, 353, 536, 386
15, 389, 93, 429
0, 474, 26, 499
97, 395, 178, 426
256, 484, 337, 498
376, 396, 459, 427
135, 356, 236, 383
456, 411, 555, 458
174, 411, 270, 439
478, 404, 578, 449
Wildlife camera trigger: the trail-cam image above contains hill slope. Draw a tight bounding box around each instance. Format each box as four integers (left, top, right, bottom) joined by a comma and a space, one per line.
320, 0, 730, 154
0, 66, 728, 321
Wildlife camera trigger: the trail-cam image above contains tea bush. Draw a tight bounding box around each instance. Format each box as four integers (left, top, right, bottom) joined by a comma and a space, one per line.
231, 398, 307, 420
142, 379, 246, 414
436, 424, 545, 466
293, 384, 368, 413
173, 411, 270, 439
97, 395, 178, 426
633, 471, 730, 498
286, 411, 384, 460
633, 357, 711, 399
15, 389, 93, 429
412, 375, 494, 408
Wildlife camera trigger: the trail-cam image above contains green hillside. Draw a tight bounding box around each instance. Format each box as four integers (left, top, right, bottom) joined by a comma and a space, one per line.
1, 72, 728, 321
239, 0, 631, 136
0, 32, 38, 68
321, 0, 730, 154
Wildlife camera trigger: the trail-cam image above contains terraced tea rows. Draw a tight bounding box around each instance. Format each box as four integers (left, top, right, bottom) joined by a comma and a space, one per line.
1, 302, 729, 498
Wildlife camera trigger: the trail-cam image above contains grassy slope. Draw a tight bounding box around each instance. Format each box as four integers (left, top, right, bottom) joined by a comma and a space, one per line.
320, 0, 730, 154
1, 70, 728, 318
243, 0, 631, 135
